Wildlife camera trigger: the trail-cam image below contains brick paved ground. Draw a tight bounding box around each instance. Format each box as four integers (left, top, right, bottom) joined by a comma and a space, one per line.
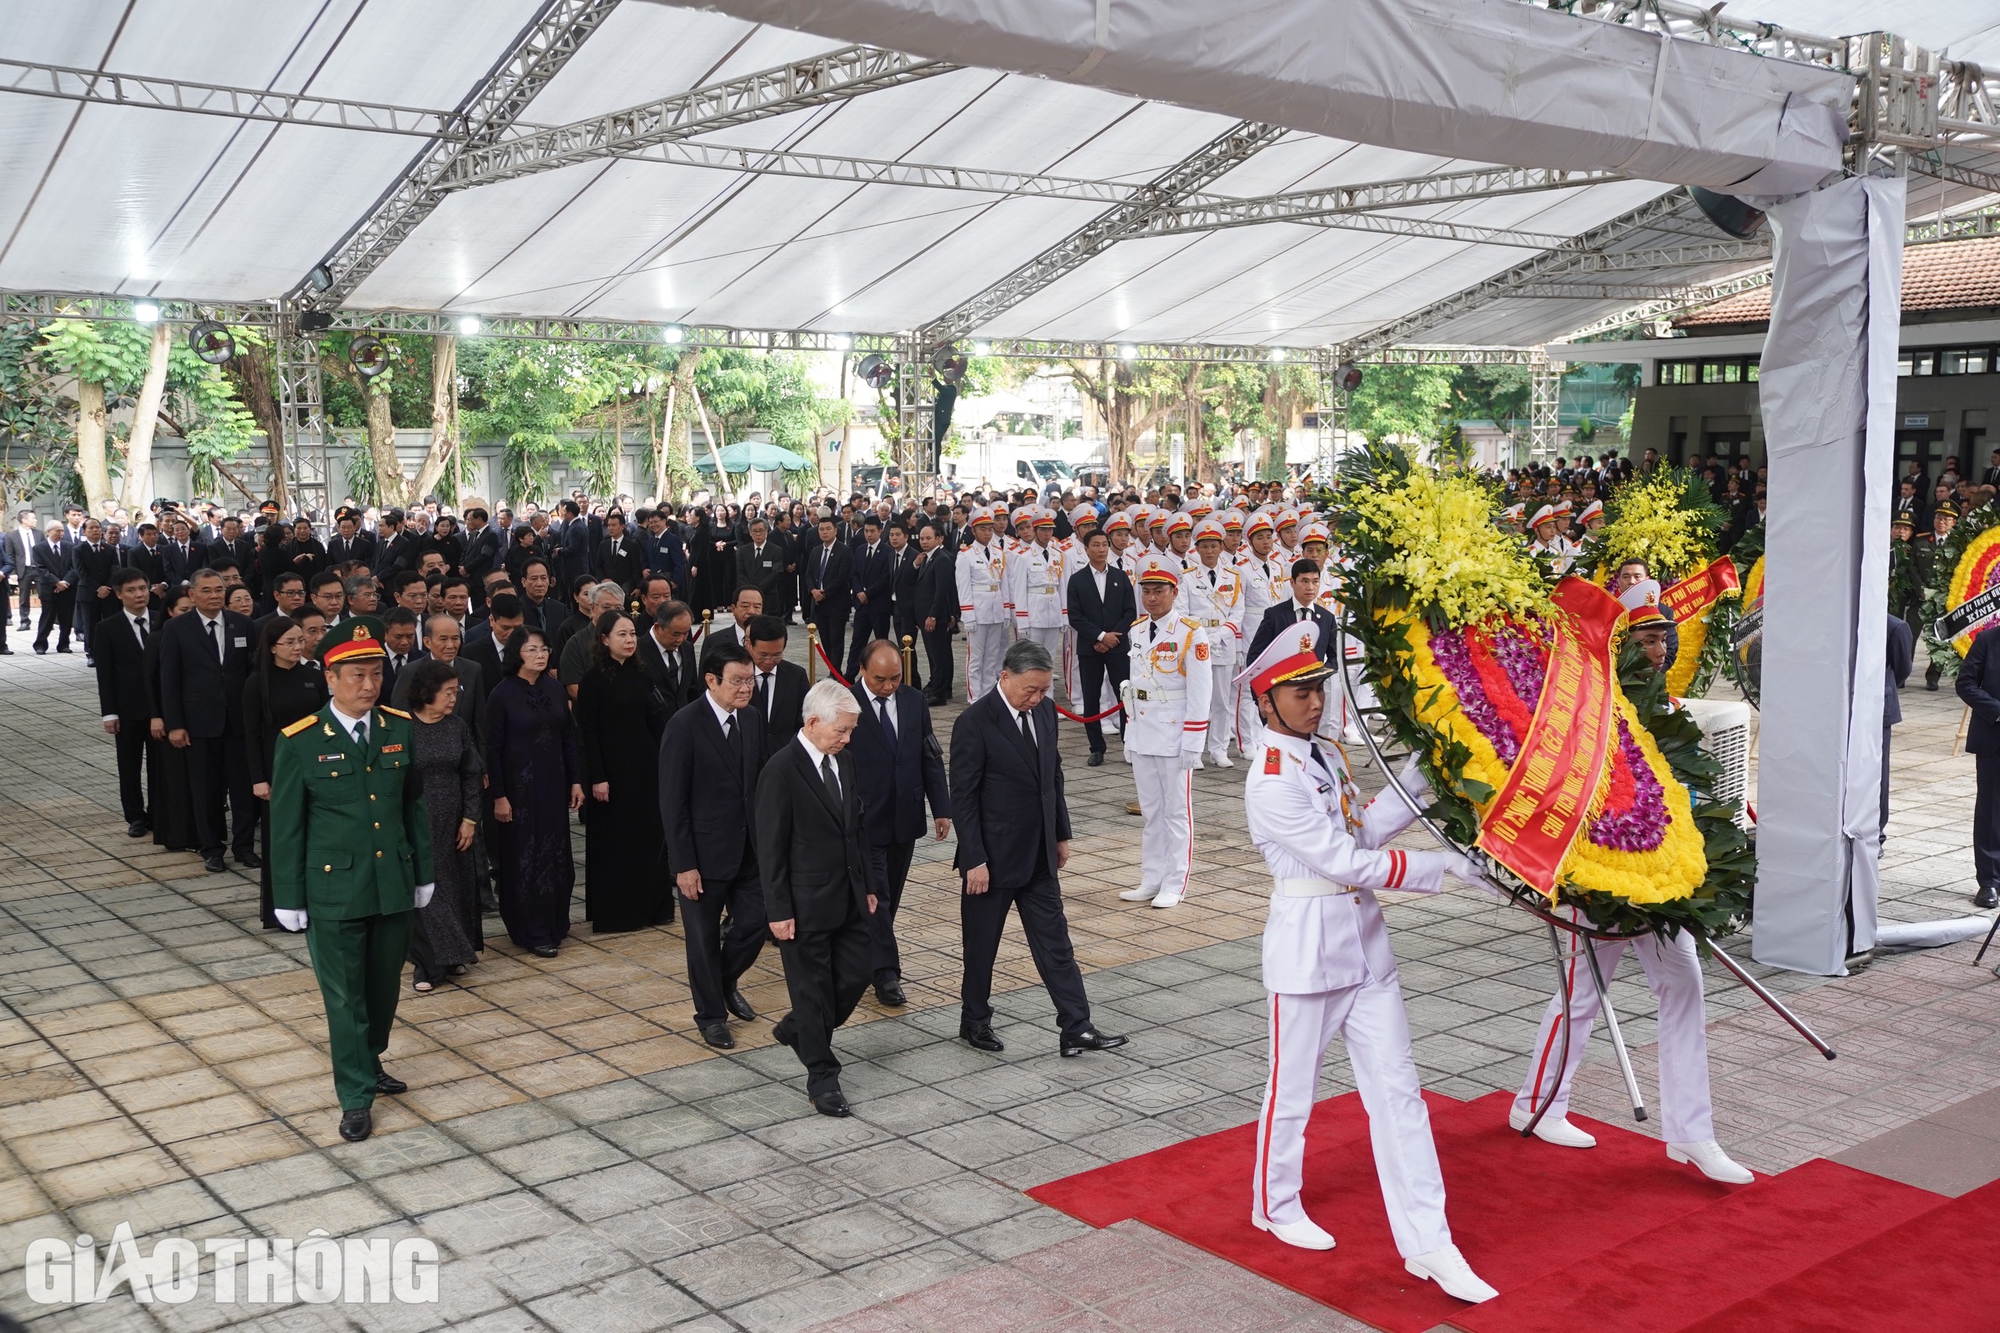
3, 640, 1998, 1332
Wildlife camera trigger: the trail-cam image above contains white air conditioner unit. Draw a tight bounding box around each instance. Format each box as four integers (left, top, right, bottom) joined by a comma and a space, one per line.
1680, 697, 1753, 831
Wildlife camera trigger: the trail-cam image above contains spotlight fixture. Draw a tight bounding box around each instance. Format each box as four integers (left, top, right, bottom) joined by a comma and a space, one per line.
456, 315, 480, 336
1332, 362, 1363, 392
1118, 345, 1138, 361
188, 321, 235, 365
971, 340, 991, 356
1268, 347, 1287, 363
348, 335, 391, 380
132, 301, 161, 324
929, 347, 969, 385
298, 310, 335, 333
661, 325, 685, 345
1686, 185, 1766, 239
304, 264, 333, 293
855, 354, 895, 390
829, 333, 853, 351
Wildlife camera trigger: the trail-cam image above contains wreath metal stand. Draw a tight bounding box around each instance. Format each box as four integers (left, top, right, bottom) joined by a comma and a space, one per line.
1331, 617, 1836, 1139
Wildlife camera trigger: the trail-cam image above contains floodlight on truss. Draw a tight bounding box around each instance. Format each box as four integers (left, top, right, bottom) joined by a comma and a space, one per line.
456, 315, 481, 336
1118, 345, 1138, 361
829, 333, 853, 350
132, 301, 160, 324
348, 335, 392, 379
304, 264, 333, 294
855, 354, 895, 390
187, 321, 235, 364
1332, 363, 1363, 393
662, 325, 686, 345
972, 340, 991, 355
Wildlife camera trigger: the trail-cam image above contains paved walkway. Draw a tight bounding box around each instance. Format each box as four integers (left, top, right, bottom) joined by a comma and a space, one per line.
3, 641, 1998, 1332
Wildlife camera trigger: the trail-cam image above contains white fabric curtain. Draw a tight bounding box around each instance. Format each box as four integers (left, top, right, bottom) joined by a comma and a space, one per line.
1752, 175, 1905, 975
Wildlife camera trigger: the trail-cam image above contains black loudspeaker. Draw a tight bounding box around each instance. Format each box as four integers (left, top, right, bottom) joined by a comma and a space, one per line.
1688, 186, 1766, 239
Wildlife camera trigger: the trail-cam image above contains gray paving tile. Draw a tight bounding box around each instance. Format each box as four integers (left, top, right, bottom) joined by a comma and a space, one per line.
531, 1267, 705, 1333
656, 1232, 830, 1306
536, 1161, 688, 1222
776, 1199, 932, 1269
887, 1171, 1035, 1235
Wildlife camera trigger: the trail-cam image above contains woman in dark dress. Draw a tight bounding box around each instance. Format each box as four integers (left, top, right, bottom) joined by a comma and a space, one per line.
573, 610, 671, 933
596, 511, 642, 592
422, 514, 465, 575
254, 522, 291, 612
145, 588, 199, 853
685, 508, 716, 616
402, 658, 484, 989
285, 517, 328, 584
503, 524, 543, 588
486, 627, 582, 957
242, 616, 330, 928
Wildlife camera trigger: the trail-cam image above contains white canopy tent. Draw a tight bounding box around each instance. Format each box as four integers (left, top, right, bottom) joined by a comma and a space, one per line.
3, 0, 1998, 975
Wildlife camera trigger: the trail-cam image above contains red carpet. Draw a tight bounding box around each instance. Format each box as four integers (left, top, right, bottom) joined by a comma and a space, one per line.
1028, 1090, 1973, 1333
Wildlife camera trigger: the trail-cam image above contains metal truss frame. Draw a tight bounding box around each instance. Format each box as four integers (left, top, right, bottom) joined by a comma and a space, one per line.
1529, 350, 1563, 461
1136, 209, 1575, 250
273, 303, 331, 518
296, 0, 624, 309
1554, 272, 1776, 342
441, 45, 958, 190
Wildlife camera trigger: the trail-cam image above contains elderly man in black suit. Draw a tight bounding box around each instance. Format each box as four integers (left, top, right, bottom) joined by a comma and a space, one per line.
756, 679, 879, 1117
95, 568, 159, 836
660, 642, 771, 1048
743, 614, 809, 756
1066, 527, 1136, 765
636, 600, 699, 710
70, 517, 122, 664
391, 613, 486, 735
734, 516, 789, 610
950, 638, 1126, 1057
1245, 559, 1339, 665
159, 567, 259, 873
32, 521, 77, 653
848, 639, 950, 1008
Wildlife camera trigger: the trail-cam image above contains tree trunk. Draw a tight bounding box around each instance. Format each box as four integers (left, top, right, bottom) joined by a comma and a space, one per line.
653, 381, 676, 504
226, 343, 289, 513
75, 380, 114, 515
366, 386, 406, 506
120, 322, 172, 511
1262, 372, 1285, 481
1181, 365, 1210, 487
408, 334, 458, 502
668, 349, 699, 489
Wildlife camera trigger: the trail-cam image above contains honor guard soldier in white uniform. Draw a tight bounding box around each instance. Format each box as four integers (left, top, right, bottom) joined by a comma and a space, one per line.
1011, 507, 1068, 663
1527, 504, 1577, 574
1117, 555, 1212, 909
1509, 584, 1752, 1185
1009, 505, 1037, 558
1163, 511, 1197, 579
956, 505, 1013, 700
1183, 518, 1244, 766
1274, 509, 1302, 565
1107, 510, 1139, 581
1060, 503, 1099, 710
1235, 511, 1290, 755
1220, 508, 1247, 563
1238, 635, 1497, 1304
1146, 507, 1170, 556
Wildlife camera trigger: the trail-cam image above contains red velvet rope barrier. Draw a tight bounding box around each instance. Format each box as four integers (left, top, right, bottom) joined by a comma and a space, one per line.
811, 637, 852, 687
1053, 702, 1125, 724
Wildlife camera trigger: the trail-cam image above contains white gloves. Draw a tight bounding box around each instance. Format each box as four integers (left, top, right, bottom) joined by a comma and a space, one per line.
1442, 852, 1486, 886
1179, 749, 1204, 771
274, 909, 308, 932
414, 883, 435, 909
1393, 755, 1433, 805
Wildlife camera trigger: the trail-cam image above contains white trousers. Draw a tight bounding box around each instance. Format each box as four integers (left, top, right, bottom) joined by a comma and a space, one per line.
1021, 624, 1064, 668
1206, 660, 1235, 759
1512, 924, 1715, 1143
964, 621, 1012, 701
1235, 674, 1262, 757
1131, 753, 1194, 899
1253, 983, 1452, 1258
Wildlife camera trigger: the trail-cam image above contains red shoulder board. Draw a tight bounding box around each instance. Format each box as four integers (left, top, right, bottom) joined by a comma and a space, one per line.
1263, 747, 1283, 775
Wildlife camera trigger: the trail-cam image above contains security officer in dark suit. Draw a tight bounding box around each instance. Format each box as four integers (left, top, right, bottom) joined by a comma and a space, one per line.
806, 517, 854, 671
1957, 622, 2000, 908
914, 521, 957, 705
158, 567, 259, 873
949, 638, 1125, 1057
1066, 527, 1137, 764
886, 522, 925, 692
70, 517, 122, 663
1246, 559, 1340, 665
756, 680, 879, 1117
846, 516, 895, 678
95, 568, 158, 836
734, 516, 788, 609
269, 628, 434, 1142
660, 642, 770, 1048
848, 640, 950, 1007
744, 615, 809, 756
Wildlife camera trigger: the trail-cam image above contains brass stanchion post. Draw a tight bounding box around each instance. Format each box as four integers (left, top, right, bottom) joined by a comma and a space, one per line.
807, 622, 820, 684
901, 633, 915, 683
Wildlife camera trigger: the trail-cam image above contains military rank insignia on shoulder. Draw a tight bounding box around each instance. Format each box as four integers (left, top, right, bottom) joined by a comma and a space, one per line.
281, 715, 318, 738
1264, 746, 1284, 774
378, 706, 411, 719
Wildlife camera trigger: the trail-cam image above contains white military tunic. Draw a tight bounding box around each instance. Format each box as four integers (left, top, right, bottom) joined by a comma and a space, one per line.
955, 537, 1013, 700
1123, 613, 1212, 904
1181, 557, 1244, 761
1245, 729, 1456, 1259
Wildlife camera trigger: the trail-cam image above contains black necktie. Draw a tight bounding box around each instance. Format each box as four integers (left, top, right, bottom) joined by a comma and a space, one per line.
757, 672, 772, 717
134, 616, 147, 646
209, 618, 223, 662
1019, 710, 1037, 759
353, 719, 368, 749
877, 695, 894, 740
393, 654, 405, 672
724, 711, 742, 758
1297, 604, 1308, 624
820, 754, 841, 806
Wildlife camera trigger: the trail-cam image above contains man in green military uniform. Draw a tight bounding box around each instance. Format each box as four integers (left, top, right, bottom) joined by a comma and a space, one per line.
270, 625, 434, 1142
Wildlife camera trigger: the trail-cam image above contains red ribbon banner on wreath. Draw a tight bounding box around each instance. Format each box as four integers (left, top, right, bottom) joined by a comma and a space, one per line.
1475, 576, 1626, 896
1658, 556, 1741, 626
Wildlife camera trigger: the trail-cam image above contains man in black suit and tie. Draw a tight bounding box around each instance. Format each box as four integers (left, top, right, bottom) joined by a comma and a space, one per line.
159, 568, 259, 873
391, 613, 486, 736
949, 638, 1126, 1057
806, 516, 854, 673
636, 600, 699, 710
757, 680, 880, 1117
461, 593, 523, 700
32, 522, 76, 653
848, 640, 951, 1008
70, 518, 122, 664
1246, 559, 1339, 666
743, 615, 809, 756
210, 516, 260, 598
123, 522, 171, 605
885, 522, 925, 692
914, 522, 957, 705
371, 510, 414, 579
324, 509, 375, 568
707, 586, 763, 656
1066, 528, 1136, 764
1959, 622, 2000, 908
459, 507, 500, 596
660, 642, 770, 1048
735, 517, 788, 610
846, 516, 895, 678
556, 499, 591, 600
96, 569, 158, 836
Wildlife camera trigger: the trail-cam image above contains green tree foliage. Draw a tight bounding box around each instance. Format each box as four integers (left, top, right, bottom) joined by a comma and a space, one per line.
322, 333, 433, 429
1345, 364, 1456, 446
0, 322, 78, 502
459, 339, 620, 505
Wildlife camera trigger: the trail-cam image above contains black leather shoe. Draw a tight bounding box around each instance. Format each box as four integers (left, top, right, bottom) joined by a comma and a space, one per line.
811, 1087, 852, 1118
202, 852, 226, 874
338, 1108, 372, 1142
701, 1022, 736, 1049
1087, 751, 1105, 767
1977, 884, 1998, 910
530, 944, 559, 958
960, 1022, 1004, 1052
126, 820, 148, 838
235, 849, 263, 869
726, 988, 757, 1021
374, 1071, 407, 1095
875, 983, 907, 1007
772, 1021, 797, 1049
1061, 1027, 1129, 1058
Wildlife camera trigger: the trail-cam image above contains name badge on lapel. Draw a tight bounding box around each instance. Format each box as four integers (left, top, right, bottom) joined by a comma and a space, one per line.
233, 636, 247, 648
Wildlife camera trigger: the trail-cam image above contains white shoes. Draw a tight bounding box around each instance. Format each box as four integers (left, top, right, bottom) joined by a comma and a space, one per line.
1149, 890, 1183, 909
1508, 1106, 1598, 1149
1405, 1244, 1499, 1304
1118, 886, 1158, 902
1210, 753, 1234, 768
1668, 1139, 1753, 1184
1252, 1213, 1335, 1251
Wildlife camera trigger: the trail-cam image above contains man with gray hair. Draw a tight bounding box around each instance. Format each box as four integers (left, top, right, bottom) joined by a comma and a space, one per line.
948, 638, 1124, 1057
756, 679, 878, 1116
559, 581, 625, 690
